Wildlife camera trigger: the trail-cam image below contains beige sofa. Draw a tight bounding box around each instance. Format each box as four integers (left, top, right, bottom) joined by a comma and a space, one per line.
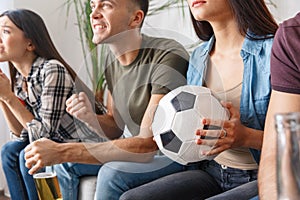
79, 176, 97, 200
78, 127, 132, 199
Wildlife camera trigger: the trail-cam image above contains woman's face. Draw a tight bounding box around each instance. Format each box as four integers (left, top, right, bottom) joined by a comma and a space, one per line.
0, 16, 32, 62
187, 0, 232, 22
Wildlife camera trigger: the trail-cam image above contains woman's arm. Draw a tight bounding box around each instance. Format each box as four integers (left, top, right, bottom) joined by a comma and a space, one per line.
0, 100, 26, 136
0, 71, 34, 135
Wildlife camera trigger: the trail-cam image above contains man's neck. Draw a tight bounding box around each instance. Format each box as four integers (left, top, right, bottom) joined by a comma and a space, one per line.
109, 31, 143, 66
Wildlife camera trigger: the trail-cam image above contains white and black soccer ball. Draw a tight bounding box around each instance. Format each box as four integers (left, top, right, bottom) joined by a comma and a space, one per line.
152, 85, 229, 165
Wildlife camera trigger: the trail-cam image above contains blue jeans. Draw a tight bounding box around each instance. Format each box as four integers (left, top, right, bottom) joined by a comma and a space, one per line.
207, 180, 258, 200
96, 155, 189, 200
250, 195, 259, 200
54, 163, 101, 200
56, 156, 189, 200
120, 170, 221, 200
201, 160, 258, 191
1, 140, 38, 200
120, 160, 258, 200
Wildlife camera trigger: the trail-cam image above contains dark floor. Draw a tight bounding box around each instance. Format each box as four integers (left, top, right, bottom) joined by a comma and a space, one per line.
0, 191, 10, 200
0, 195, 9, 200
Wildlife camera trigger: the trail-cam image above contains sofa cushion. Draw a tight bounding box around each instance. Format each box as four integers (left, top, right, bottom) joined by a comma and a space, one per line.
78, 176, 97, 200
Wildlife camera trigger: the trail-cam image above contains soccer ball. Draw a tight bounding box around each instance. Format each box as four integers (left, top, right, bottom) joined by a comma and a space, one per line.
152, 85, 229, 165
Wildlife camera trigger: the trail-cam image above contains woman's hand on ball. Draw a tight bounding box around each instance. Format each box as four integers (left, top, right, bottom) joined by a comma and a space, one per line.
196, 101, 248, 156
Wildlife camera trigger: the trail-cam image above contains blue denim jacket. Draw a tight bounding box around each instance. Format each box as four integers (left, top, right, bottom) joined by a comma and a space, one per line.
187, 35, 274, 163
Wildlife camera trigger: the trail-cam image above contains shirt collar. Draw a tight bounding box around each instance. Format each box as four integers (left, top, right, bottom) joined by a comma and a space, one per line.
241, 32, 264, 56
201, 32, 266, 57
26, 57, 46, 82
197, 36, 215, 57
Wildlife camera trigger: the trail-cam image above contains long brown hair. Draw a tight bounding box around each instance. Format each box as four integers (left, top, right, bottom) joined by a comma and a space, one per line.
190, 0, 278, 41
1, 9, 105, 114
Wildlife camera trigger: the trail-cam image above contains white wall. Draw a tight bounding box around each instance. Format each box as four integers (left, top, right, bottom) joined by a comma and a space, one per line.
143, 0, 198, 49
271, 0, 300, 22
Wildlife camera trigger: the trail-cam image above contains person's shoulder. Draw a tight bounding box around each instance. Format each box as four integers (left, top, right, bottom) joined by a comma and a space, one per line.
141, 34, 189, 60
193, 41, 209, 53
260, 35, 274, 48
276, 13, 300, 39
272, 13, 300, 50
44, 59, 65, 68
39, 58, 67, 75
142, 34, 185, 51
190, 38, 212, 59
281, 13, 300, 28
40, 59, 66, 71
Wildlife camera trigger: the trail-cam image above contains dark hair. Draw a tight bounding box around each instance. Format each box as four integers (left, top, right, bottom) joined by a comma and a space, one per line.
190, 0, 278, 41
131, 0, 149, 26
1, 9, 105, 114
0, 9, 79, 89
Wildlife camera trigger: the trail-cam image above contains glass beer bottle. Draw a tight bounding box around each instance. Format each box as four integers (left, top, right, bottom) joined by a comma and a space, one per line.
27, 122, 63, 200
275, 112, 300, 200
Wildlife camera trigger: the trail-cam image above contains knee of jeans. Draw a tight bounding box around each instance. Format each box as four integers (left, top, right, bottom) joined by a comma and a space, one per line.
97, 163, 125, 186
1, 142, 17, 164
19, 150, 28, 173
19, 149, 25, 162
98, 163, 117, 181
96, 163, 131, 199
54, 163, 74, 178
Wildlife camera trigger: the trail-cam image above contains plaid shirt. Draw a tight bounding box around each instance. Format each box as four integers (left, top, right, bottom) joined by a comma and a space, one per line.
16, 57, 103, 142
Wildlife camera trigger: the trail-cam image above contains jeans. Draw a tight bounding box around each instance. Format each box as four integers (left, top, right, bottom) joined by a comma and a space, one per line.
207, 180, 258, 200
250, 195, 259, 200
96, 155, 189, 200
54, 163, 101, 200
56, 156, 190, 200
201, 160, 258, 192
120, 160, 258, 200
120, 170, 221, 200
1, 140, 38, 200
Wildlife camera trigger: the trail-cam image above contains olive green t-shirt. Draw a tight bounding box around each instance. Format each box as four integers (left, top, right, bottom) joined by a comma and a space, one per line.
105, 34, 189, 136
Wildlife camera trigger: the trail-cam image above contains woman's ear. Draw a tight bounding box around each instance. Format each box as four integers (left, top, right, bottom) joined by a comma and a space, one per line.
129, 10, 144, 28
27, 42, 35, 51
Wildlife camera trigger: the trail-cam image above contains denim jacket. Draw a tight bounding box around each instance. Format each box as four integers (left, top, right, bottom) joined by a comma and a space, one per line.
187, 35, 274, 163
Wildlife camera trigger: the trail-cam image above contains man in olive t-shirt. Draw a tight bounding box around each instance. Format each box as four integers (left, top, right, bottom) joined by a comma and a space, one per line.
25, 0, 190, 199
105, 34, 188, 136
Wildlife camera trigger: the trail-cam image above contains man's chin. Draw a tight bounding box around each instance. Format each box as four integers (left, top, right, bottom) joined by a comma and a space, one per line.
93, 36, 112, 45
92, 37, 103, 45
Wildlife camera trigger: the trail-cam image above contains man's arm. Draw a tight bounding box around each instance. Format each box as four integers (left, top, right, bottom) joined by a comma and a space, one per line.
258, 90, 300, 199
66, 91, 124, 140
25, 94, 163, 174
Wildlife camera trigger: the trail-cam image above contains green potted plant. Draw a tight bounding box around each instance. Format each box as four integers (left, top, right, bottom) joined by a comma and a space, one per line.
64, 0, 106, 103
